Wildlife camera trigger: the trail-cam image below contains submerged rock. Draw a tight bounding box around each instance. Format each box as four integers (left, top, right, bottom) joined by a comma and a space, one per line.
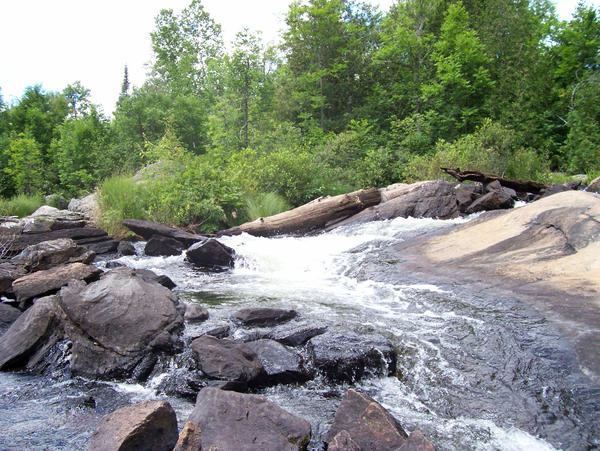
88, 400, 178, 451
183, 387, 311, 450
186, 239, 235, 269
232, 307, 297, 327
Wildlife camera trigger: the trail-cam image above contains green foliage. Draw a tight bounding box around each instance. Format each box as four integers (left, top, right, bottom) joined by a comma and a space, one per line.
4, 134, 46, 194
98, 175, 148, 237
244, 192, 292, 221
0, 193, 44, 218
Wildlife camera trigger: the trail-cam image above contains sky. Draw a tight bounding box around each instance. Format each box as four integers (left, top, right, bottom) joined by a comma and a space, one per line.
0, 0, 594, 115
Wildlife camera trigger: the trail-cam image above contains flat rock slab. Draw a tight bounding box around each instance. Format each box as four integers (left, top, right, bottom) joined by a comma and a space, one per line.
191, 335, 265, 385
12, 263, 102, 303
88, 400, 178, 451
186, 387, 311, 450
11, 238, 95, 272
325, 389, 408, 451
308, 332, 396, 383
232, 307, 297, 327
123, 219, 204, 247
186, 239, 235, 269
246, 339, 310, 385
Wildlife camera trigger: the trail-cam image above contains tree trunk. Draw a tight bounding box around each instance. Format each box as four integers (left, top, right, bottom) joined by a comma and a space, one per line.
441, 167, 548, 193
219, 188, 381, 237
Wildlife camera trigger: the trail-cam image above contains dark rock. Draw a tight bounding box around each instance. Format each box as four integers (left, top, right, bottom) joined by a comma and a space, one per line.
465, 190, 513, 214
325, 389, 408, 451
540, 180, 582, 198
232, 307, 297, 327
11, 238, 95, 272
12, 263, 102, 305
186, 239, 235, 269
59, 268, 184, 379
190, 335, 265, 385
185, 387, 311, 450
396, 430, 437, 451
82, 239, 118, 255
145, 235, 185, 257
308, 332, 396, 383
117, 240, 136, 256
184, 304, 209, 323
246, 339, 310, 385
9, 227, 109, 255
455, 184, 483, 213
0, 303, 21, 335
88, 400, 178, 451
204, 325, 230, 339
123, 219, 205, 247
0, 262, 26, 295
105, 261, 124, 269
328, 430, 361, 451
173, 421, 203, 451
269, 323, 327, 347
134, 268, 176, 290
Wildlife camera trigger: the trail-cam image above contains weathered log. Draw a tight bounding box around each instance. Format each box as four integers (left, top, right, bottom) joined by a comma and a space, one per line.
441, 167, 548, 194
219, 188, 381, 237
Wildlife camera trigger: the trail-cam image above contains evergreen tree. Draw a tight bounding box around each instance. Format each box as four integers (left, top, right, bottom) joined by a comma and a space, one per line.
119, 65, 130, 102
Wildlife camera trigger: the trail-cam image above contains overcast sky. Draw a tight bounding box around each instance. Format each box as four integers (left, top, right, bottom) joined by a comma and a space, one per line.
0, 0, 593, 115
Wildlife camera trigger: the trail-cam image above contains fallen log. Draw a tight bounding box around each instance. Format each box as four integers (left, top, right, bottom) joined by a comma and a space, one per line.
441, 167, 548, 194
219, 188, 381, 237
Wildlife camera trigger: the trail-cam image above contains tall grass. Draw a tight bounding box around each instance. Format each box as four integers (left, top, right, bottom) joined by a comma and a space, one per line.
98, 175, 148, 237
0, 194, 45, 218
245, 192, 292, 221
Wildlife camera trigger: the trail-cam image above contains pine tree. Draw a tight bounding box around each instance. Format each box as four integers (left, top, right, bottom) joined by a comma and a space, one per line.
119, 65, 130, 101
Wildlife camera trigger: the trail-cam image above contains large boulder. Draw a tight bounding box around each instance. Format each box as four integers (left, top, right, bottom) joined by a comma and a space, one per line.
68, 193, 100, 223
186, 239, 235, 269
183, 387, 311, 450
27, 206, 86, 230
117, 240, 136, 256
145, 235, 185, 257
232, 307, 297, 327
11, 238, 95, 272
324, 389, 408, 450
246, 339, 310, 385
308, 332, 396, 383
58, 268, 184, 379
586, 176, 600, 193
191, 335, 265, 387
88, 400, 178, 451
12, 263, 102, 305
122, 219, 204, 247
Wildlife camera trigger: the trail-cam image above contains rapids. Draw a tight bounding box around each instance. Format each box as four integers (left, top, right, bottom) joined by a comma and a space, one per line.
0, 215, 598, 450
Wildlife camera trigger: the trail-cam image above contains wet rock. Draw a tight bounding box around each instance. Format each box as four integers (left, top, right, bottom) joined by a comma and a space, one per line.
117, 240, 136, 256
88, 400, 178, 451
325, 389, 408, 451
185, 387, 311, 450
204, 325, 230, 339
328, 430, 361, 451
105, 261, 124, 269
134, 268, 177, 290
145, 235, 185, 257
184, 304, 209, 323
123, 219, 204, 247
190, 335, 265, 386
11, 238, 95, 272
308, 332, 396, 383
269, 323, 328, 346
232, 307, 297, 327
186, 239, 235, 270
59, 268, 184, 379
246, 339, 310, 385
0, 303, 21, 335
12, 263, 102, 305
397, 430, 437, 451
173, 421, 203, 451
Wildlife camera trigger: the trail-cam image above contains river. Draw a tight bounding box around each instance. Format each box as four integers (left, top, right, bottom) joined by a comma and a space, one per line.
0, 215, 598, 450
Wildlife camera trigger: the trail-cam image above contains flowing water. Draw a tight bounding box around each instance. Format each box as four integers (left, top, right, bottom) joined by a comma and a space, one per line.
0, 215, 599, 450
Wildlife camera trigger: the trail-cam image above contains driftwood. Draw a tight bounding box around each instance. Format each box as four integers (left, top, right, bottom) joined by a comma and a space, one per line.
219, 188, 381, 237
441, 167, 548, 194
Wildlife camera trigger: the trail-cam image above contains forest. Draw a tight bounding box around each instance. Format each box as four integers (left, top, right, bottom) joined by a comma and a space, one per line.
0, 0, 598, 234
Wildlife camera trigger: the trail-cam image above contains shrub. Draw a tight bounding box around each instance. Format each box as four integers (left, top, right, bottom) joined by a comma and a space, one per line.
0, 193, 45, 218
98, 175, 148, 237
244, 192, 292, 221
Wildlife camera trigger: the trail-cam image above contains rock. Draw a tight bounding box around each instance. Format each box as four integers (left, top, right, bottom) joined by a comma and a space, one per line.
246, 339, 310, 385
204, 325, 230, 338
44, 194, 68, 210
123, 219, 204, 247
173, 421, 203, 451
184, 304, 209, 323
0, 295, 64, 370
88, 400, 178, 451
396, 430, 437, 451
68, 193, 100, 223
11, 238, 95, 272
186, 239, 235, 269
268, 323, 327, 347
330, 181, 461, 230
0, 303, 21, 335
59, 268, 184, 379
8, 227, 111, 256
455, 184, 483, 213
465, 189, 513, 214
29, 206, 86, 229
325, 389, 408, 451
12, 263, 102, 305
328, 430, 361, 451
82, 238, 118, 255
539, 180, 582, 198
105, 261, 124, 269
145, 235, 185, 257
232, 307, 297, 327
134, 268, 177, 290
585, 176, 600, 193
185, 387, 311, 450
191, 335, 265, 386
117, 240, 136, 256
308, 332, 396, 383
0, 262, 26, 295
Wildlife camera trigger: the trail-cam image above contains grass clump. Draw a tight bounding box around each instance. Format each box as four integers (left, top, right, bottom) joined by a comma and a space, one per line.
0, 194, 45, 218
98, 175, 148, 238
245, 192, 292, 221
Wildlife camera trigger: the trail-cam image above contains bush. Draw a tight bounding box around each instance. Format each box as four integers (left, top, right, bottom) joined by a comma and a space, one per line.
244, 192, 291, 221
0, 193, 45, 218
98, 175, 148, 237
